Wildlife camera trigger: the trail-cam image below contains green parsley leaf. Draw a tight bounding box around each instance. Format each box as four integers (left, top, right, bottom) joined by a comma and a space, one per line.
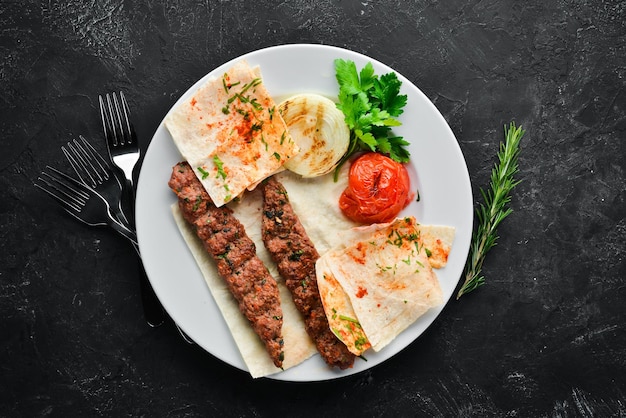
334, 59, 363, 95
371, 73, 407, 117
358, 62, 376, 91
355, 129, 377, 151
387, 136, 411, 163
333, 59, 410, 180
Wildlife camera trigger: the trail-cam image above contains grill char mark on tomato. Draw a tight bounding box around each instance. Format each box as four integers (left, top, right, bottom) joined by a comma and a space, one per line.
339, 153, 413, 224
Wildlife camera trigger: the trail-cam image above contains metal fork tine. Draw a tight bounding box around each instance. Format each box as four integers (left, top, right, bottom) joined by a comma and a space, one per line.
100, 91, 134, 147
111, 93, 122, 144
119, 91, 133, 143
35, 179, 89, 227
108, 93, 123, 146
99, 94, 113, 144
36, 167, 90, 211
101, 93, 117, 146
63, 142, 95, 188
63, 135, 113, 188
35, 175, 84, 213
78, 135, 110, 171
74, 137, 108, 182
36, 164, 138, 244
43, 165, 91, 199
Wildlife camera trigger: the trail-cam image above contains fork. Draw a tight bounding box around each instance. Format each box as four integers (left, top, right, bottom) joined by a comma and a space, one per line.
62, 136, 166, 328
99, 92, 139, 190
99, 92, 195, 339
36, 163, 167, 329
62, 135, 131, 229
35, 165, 138, 245
99, 92, 169, 330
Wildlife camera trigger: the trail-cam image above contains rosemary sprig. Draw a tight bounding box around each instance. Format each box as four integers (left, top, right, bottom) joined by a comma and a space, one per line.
457, 122, 524, 299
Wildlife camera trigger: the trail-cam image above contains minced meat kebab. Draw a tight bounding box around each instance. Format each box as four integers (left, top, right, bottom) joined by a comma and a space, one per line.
261, 177, 355, 369
168, 162, 285, 368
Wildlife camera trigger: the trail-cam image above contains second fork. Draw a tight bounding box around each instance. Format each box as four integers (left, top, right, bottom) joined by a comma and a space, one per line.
36, 165, 137, 245
62, 135, 131, 229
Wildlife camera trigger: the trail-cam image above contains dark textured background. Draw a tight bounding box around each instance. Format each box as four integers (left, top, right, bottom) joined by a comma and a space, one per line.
2, 0, 625, 416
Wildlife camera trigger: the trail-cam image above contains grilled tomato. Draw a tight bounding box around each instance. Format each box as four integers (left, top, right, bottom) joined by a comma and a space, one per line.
339, 153, 413, 224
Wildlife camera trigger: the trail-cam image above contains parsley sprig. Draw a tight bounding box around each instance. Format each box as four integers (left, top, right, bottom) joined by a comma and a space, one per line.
333, 59, 409, 179
457, 122, 524, 299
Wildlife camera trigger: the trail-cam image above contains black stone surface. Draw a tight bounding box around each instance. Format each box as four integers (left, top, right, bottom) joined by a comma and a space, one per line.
2, 1, 625, 416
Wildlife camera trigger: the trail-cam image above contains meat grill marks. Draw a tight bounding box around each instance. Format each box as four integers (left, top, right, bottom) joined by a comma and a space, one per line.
261, 177, 356, 369
168, 162, 284, 368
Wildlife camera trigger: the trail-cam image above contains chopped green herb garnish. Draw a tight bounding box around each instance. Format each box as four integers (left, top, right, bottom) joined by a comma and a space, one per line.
331, 328, 343, 341
339, 315, 360, 324
222, 75, 240, 92
213, 155, 227, 180
197, 166, 210, 180
354, 336, 368, 350
240, 78, 262, 95
289, 249, 304, 261
192, 196, 203, 211
250, 98, 263, 111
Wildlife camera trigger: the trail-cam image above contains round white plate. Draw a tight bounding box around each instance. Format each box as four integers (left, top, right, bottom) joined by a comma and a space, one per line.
136, 44, 473, 381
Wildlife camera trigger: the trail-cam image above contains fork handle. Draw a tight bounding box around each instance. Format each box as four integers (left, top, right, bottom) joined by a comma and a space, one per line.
107, 217, 138, 245
131, 242, 166, 328
112, 177, 167, 328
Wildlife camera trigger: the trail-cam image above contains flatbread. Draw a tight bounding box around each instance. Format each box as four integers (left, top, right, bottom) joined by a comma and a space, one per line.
169, 169, 355, 378
170, 164, 456, 373
172, 195, 316, 378
418, 225, 455, 269
316, 263, 371, 356
317, 217, 453, 353
165, 60, 299, 207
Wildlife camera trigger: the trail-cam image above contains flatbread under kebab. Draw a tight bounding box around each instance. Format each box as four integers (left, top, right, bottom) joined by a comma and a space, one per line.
261, 177, 355, 369
169, 167, 355, 377
168, 162, 287, 369
171, 204, 316, 377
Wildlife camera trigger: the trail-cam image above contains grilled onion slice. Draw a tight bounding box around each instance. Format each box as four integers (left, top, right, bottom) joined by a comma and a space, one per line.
279, 93, 349, 177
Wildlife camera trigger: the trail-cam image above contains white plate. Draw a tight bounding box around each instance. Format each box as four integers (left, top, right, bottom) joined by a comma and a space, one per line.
136, 44, 473, 381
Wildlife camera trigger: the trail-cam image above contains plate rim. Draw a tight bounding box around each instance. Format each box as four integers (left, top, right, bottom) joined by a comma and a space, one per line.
136, 43, 473, 382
